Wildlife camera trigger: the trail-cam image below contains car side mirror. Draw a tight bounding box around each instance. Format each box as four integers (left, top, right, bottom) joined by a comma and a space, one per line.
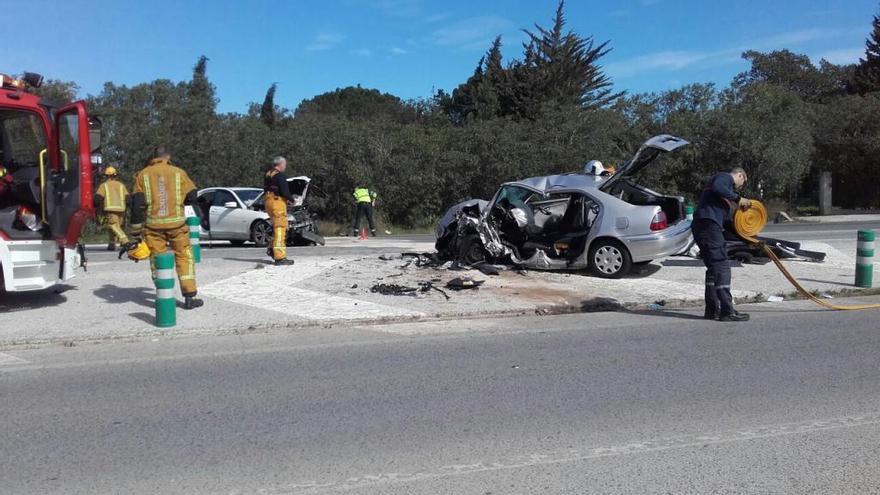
223, 201, 238, 208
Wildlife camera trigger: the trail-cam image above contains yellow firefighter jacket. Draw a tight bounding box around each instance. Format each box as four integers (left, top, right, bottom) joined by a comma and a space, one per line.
132, 158, 197, 230
98, 178, 129, 213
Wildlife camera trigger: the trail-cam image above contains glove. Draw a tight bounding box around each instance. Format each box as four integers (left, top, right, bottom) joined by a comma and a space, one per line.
118, 239, 141, 260
737, 197, 752, 210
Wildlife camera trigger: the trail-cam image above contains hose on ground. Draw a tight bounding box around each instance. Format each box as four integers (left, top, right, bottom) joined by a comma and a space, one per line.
732, 200, 880, 310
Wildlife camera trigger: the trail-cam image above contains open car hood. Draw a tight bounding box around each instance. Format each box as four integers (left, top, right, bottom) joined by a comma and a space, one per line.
599, 134, 689, 192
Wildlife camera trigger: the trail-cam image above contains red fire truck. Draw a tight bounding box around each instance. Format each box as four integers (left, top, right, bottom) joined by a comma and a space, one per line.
0, 71, 99, 292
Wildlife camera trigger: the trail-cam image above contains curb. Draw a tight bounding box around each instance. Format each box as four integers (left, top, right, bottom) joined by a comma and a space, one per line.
4, 288, 880, 351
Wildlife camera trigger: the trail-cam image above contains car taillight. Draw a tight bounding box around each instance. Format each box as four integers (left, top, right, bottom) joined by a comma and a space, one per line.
17, 206, 40, 231
650, 211, 668, 231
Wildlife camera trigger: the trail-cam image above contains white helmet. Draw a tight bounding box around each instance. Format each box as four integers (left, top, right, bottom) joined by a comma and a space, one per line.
585, 160, 604, 175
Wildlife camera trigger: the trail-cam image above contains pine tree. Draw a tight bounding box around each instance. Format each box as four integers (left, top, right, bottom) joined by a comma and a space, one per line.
188, 55, 216, 112
520, 0, 620, 109
852, 10, 880, 94
260, 83, 278, 127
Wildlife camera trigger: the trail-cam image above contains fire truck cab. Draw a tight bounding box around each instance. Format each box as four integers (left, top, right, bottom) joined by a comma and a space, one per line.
0, 71, 97, 293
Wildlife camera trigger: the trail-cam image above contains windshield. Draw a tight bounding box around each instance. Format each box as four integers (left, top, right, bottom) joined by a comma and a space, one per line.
496, 185, 541, 205
0, 110, 47, 172
234, 189, 263, 205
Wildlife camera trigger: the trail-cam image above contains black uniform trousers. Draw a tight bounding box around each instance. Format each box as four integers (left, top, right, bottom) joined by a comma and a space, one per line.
692, 219, 735, 316
352, 202, 376, 234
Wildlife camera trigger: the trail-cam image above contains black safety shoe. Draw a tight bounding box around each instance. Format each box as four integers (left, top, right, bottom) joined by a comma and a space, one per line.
703, 310, 719, 321
371, 229, 377, 237
183, 296, 204, 310
274, 258, 295, 266
266, 247, 273, 258
719, 312, 750, 322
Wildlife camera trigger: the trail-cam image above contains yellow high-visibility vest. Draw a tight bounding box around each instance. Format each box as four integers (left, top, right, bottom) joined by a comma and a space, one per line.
99, 179, 128, 213
353, 187, 376, 204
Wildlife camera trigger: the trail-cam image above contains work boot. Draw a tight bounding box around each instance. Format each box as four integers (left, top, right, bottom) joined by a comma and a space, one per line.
719, 312, 750, 322
371, 229, 377, 237
703, 309, 719, 320
183, 296, 204, 310
106, 243, 117, 251
274, 258, 295, 266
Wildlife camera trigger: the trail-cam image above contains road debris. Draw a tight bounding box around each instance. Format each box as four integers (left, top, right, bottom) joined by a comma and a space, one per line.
446, 276, 484, 291
369, 281, 451, 300
370, 283, 418, 296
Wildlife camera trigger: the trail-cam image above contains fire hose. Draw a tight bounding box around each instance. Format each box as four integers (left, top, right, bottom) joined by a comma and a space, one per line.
732, 200, 880, 310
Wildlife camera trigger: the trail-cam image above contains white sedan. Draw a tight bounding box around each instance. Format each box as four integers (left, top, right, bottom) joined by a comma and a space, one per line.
186, 177, 324, 247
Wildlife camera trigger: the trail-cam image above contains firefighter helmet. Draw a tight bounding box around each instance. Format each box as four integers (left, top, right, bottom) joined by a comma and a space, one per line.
104, 166, 118, 177
126, 241, 150, 262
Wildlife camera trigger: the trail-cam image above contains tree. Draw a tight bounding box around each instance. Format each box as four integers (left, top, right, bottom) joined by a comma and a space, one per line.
734, 50, 848, 103
712, 84, 813, 200
33, 79, 80, 105
852, 9, 880, 94
519, 1, 620, 110
260, 83, 278, 127
441, 1, 619, 123
295, 86, 417, 123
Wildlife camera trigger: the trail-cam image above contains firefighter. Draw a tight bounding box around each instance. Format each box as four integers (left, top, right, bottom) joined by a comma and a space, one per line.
128, 147, 204, 309
0, 164, 13, 208
263, 156, 295, 265
94, 166, 129, 251
351, 184, 378, 237
692, 166, 752, 322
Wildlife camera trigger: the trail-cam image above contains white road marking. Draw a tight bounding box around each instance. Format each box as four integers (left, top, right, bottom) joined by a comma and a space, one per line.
200, 257, 423, 321
0, 352, 29, 366
277, 412, 880, 493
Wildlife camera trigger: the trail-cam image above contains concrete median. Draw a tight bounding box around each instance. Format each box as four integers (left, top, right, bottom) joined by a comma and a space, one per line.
2, 236, 878, 348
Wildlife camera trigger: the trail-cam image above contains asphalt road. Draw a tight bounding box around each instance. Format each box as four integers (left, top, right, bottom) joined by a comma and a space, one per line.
761, 220, 880, 241
3, 298, 880, 494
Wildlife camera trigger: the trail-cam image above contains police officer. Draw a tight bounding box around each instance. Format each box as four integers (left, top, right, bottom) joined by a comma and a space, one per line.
128, 147, 204, 309
264, 156, 295, 266
94, 166, 129, 251
351, 184, 378, 237
692, 167, 752, 322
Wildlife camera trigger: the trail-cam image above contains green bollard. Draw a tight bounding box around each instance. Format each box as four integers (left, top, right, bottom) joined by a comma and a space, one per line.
685, 204, 694, 222
186, 216, 201, 263
154, 252, 177, 328
855, 230, 875, 288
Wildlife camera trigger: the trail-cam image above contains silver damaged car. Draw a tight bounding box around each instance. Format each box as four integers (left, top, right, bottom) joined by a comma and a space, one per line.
435, 135, 693, 278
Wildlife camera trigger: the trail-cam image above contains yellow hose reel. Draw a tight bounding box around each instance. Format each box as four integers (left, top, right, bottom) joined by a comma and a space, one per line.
732, 200, 879, 310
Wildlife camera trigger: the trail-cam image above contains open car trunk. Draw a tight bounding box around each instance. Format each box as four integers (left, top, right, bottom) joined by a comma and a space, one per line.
599, 134, 689, 226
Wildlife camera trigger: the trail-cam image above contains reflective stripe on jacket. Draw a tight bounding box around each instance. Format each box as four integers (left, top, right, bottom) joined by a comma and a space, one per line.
132, 158, 197, 229
353, 188, 376, 204
99, 179, 128, 213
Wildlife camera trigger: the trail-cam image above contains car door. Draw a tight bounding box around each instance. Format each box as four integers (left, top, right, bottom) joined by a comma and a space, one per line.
210, 189, 253, 239
196, 190, 215, 236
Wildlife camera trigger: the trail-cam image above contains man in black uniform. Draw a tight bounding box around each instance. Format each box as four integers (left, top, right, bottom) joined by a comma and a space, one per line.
692, 167, 752, 322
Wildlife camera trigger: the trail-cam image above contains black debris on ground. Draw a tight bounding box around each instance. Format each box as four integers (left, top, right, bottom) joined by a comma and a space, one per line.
446, 276, 485, 291
369, 281, 451, 300
371, 283, 418, 296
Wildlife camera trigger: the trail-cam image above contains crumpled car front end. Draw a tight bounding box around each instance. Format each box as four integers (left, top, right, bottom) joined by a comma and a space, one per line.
436, 199, 511, 265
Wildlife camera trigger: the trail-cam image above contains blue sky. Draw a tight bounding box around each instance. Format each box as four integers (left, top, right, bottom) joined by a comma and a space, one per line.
1, 0, 874, 113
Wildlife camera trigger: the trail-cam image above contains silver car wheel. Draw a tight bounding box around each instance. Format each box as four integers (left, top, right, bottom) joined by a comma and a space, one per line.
252, 221, 272, 247
594, 245, 623, 274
